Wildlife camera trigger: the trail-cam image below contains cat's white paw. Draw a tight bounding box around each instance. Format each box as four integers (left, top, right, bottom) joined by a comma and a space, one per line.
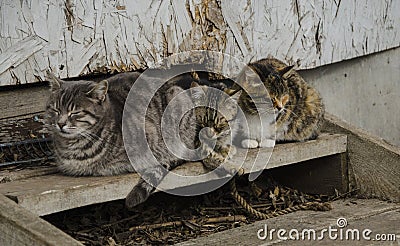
259, 139, 275, 148
241, 139, 259, 149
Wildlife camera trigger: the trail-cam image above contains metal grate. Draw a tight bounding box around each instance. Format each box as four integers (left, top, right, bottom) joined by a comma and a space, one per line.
0, 138, 54, 168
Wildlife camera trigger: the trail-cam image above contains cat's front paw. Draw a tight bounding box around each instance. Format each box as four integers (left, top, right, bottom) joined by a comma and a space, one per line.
241, 139, 259, 149
259, 139, 275, 148
125, 185, 150, 209
221, 144, 236, 159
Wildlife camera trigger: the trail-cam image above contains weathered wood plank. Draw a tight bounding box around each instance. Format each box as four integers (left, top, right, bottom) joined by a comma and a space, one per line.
0, 84, 48, 120
0, 134, 347, 215
0, 167, 58, 183
0, 195, 81, 246
0, 0, 399, 85
323, 113, 400, 202
178, 199, 400, 246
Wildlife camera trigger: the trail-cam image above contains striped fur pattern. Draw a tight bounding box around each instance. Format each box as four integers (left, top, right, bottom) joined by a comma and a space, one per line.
126, 81, 243, 207
233, 57, 324, 148
190, 82, 241, 172
124, 77, 200, 208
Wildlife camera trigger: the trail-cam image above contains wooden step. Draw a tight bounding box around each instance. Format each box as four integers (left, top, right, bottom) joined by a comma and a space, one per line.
0, 133, 347, 216
0, 195, 81, 246
177, 199, 400, 246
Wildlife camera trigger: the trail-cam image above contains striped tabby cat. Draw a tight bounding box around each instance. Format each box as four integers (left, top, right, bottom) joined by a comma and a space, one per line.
45, 72, 140, 176
229, 57, 324, 148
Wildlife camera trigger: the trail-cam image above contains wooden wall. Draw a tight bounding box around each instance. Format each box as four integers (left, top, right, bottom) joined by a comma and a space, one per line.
0, 0, 399, 86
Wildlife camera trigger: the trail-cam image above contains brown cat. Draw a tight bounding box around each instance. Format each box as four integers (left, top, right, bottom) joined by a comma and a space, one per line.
228, 57, 325, 148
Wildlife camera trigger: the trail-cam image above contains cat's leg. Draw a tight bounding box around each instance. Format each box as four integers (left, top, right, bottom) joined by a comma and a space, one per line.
241, 139, 259, 148
125, 166, 167, 209
203, 145, 244, 176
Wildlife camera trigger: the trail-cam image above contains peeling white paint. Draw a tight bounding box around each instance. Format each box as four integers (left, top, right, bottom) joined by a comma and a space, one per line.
0, 0, 399, 85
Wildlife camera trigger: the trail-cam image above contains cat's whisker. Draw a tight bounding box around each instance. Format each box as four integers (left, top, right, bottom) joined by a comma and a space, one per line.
282, 108, 299, 118
81, 131, 118, 147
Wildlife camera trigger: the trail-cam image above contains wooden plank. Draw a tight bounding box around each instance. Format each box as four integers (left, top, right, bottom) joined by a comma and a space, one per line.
178, 199, 400, 246
0, 167, 58, 183
0, 134, 347, 216
323, 113, 400, 202
0, 84, 49, 120
268, 153, 348, 195
0, 195, 81, 246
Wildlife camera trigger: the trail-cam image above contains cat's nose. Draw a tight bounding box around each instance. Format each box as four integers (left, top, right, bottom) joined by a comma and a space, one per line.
57, 122, 66, 129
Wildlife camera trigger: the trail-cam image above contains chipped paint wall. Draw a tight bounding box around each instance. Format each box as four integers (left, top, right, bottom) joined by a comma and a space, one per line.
0, 0, 399, 86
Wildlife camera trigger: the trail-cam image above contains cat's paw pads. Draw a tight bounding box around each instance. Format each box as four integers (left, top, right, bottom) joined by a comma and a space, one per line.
241, 139, 259, 149
259, 139, 275, 148
125, 186, 149, 209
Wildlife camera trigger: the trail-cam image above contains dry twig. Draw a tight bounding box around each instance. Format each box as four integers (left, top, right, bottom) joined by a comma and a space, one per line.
129, 215, 247, 231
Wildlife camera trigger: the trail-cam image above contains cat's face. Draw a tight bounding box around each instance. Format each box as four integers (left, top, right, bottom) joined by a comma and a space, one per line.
46, 74, 109, 137
236, 64, 292, 115
190, 82, 240, 142
262, 72, 290, 114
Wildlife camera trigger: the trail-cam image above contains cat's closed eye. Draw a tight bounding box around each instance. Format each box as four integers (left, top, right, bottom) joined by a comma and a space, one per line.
48, 107, 60, 115
68, 111, 83, 118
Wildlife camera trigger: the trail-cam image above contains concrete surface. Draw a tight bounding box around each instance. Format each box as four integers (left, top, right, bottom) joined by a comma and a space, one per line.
300, 47, 400, 147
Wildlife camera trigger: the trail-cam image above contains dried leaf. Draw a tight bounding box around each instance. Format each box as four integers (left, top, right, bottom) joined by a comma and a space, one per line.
105, 237, 117, 246
274, 186, 280, 197
29, 131, 37, 138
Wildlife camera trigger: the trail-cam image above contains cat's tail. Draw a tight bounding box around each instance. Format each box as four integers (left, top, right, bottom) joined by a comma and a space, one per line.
125, 166, 168, 209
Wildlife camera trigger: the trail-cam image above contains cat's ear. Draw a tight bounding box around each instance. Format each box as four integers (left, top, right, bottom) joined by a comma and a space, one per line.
281, 94, 289, 106
46, 71, 62, 92
87, 80, 108, 102
229, 90, 242, 102
277, 65, 294, 78
224, 87, 240, 96
190, 81, 205, 100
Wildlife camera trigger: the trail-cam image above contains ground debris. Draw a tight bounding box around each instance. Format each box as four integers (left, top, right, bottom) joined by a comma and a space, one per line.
44, 175, 334, 245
